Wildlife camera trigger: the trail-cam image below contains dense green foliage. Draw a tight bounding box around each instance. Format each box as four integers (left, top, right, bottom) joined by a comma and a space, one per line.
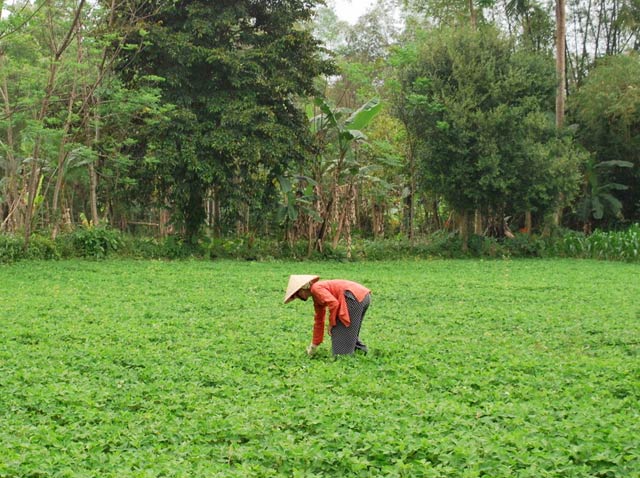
116, 0, 333, 241
569, 54, 640, 226
1, 1, 639, 248
393, 26, 582, 223
558, 224, 640, 261
1, 224, 639, 263
1, 259, 638, 477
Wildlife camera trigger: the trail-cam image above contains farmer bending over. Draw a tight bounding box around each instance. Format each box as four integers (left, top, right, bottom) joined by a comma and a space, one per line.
284, 275, 371, 356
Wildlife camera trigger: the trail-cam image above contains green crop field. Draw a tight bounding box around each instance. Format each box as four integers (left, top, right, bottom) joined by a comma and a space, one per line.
1, 259, 639, 477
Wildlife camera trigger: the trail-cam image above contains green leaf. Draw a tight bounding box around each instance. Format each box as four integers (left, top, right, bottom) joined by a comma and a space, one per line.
313, 97, 338, 129
277, 176, 292, 194
594, 160, 633, 169
344, 98, 382, 131
601, 182, 629, 191
285, 203, 297, 221
601, 193, 622, 212
592, 197, 604, 219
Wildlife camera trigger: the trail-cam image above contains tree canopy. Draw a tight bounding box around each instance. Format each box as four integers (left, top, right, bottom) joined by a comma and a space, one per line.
393, 26, 582, 237
115, 0, 333, 241
1, 0, 639, 249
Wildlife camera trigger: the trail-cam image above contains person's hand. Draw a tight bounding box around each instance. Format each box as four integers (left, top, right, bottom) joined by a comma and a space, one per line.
306, 343, 318, 356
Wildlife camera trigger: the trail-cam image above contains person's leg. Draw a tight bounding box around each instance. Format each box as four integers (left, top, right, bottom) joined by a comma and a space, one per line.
330, 318, 359, 355
354, 294, 370, 352
331, 292, 367, 356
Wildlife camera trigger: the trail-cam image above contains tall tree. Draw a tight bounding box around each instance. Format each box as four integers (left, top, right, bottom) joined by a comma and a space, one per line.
556, 0, 566, 128
565, 0, 640, 87
393, 26, 582, 247
118, 0, 333, 242
308, 97, 382, 254
401, 0, 496, 26
0, 0, 89, 242
505, 0, 555, 52
319, 0, 414, 240
0, 0, 162, 241
24, 0, 86, 247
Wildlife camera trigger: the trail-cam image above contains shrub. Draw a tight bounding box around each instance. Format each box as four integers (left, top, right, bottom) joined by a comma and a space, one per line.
548, 225, 640, 261
0, 234, 61, 263
2, 224, 639, 263
585, 224, 640, 261
502, 233, 547, 258
119, 236, 166, 259
25, 235, 60, 260
284, 240, 312, 260
71, 227, 123, 259
0, 235, 23, 263
54, 233, 78, 259
205, 236, 296, 261
352, 234, 471, 260
159, 235, 199, 259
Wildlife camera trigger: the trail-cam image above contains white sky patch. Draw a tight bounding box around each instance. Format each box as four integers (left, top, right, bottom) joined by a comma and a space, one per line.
332, 0, 376, 25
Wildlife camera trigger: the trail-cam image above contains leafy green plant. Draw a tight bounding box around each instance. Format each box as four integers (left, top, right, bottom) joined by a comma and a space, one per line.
309, 97, 383, 253
275, 175, 319, 225
577, 157, 634, 232
553, 224, 640, 261
585, 225, 640, 261
71, 226, 123, 259
24, 234, 60, 260
502, 232, 547, 257
0, 234, 23, 263
1, 259, 639, 477
161, 234, 198, 259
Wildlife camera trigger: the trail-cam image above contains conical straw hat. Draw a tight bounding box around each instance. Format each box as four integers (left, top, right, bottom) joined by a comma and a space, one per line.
283, 274, 319, 304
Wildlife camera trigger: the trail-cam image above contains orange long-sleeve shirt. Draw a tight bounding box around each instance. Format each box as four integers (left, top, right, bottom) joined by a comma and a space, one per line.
310, 279, 371, 346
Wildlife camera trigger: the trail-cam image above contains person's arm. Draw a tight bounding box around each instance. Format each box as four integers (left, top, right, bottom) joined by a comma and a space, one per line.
312, 302, 326, 345
312, 285, 340, 331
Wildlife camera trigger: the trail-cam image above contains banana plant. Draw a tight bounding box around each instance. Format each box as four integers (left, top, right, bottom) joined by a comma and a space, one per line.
310, 96, 382, 166
275, 175, 320, 223
577, 157, 633, 233
275, 174, 319, 246
309, 97, 382, 252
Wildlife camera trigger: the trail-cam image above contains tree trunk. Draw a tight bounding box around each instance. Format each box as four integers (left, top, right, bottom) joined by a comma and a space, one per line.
332, 203, 347, 250
0, 60, 19, 232
459, 210, 469, 252
214, 191, 221, 237
315, 201, 330, 253
51, 127, 75, 236
88, 162, 99, 226
159, 209, 170, 237
469, 0, 477, 29
405, 132, 417, 243
556, 0, 566, 129
431, 197, 441, 231
373, 203, 385, 238
346, 188, 356, 259
552, 0, 567, 229
474, 209, 483, 235
52, 26, 83, 239
87, 86, 101, 227
315, 176, 338, 253
24, 0, 87, 249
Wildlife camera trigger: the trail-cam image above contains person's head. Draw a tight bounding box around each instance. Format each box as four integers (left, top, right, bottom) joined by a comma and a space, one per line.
283, 275, 319, 304
295, 286, 312, 301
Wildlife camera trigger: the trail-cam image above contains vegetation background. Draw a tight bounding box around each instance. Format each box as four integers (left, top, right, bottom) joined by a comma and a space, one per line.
1, 0, 639, 260
1, 3, 639, 475
1, 259, 639, 476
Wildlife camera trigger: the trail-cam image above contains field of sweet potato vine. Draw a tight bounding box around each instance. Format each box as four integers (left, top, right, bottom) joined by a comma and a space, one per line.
1, 258, 639, 477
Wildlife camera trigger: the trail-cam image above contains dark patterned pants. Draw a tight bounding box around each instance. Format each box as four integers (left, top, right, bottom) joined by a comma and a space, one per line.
331, 291, 370, 355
